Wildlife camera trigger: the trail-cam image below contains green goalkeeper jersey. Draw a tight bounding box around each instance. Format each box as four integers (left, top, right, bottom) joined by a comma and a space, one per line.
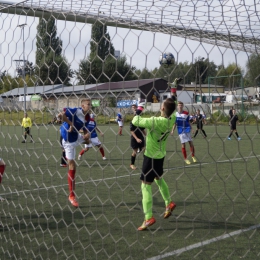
132, 114, 176, 159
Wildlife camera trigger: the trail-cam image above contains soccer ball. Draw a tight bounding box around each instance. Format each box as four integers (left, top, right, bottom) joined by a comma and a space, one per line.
159, 52, 175, 67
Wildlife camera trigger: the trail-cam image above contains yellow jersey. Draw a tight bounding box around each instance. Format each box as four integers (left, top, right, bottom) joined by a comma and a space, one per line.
21, 117, 32, 128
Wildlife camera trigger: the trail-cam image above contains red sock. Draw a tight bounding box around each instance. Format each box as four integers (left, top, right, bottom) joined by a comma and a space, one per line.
68, 170, 76, 197
0, 165, 5, 184
190, 146, 195, 157
79, 150, 85, 156
99, 147, 105, 157
182, 148, 187, 159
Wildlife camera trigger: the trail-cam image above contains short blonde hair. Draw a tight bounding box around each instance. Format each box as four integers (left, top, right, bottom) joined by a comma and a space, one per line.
81, 98, 91, 104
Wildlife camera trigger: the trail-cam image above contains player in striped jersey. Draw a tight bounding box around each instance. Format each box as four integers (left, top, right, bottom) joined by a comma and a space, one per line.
171, 101, 196, 165
78, 114, 106, 161
60, 99, 91, 207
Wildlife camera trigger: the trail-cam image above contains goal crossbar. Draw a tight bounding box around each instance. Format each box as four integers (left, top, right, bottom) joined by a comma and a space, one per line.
0, 0, 259, 53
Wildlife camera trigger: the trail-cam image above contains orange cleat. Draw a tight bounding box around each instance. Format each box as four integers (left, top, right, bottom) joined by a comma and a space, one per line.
137, 216, 156, 231
164, 201, 176, 219
69, 195, 79, 208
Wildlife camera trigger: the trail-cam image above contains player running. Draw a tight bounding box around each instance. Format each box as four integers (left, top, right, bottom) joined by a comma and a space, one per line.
171, 101, 196, 165
117, 109, 124, 136
193, 109, 207, 138
228, 109, 241, 140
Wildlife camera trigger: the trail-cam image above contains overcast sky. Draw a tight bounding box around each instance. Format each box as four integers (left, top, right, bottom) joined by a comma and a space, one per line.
0, 0, 258, 81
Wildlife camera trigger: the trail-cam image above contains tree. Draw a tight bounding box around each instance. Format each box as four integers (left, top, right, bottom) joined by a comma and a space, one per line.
0, 74, 20, 93
90, 21, 115, 60
0, 70, 6, 79
16, 61, 35, 77
214, 63, 242, 90
35, 17, 72, 85
36, 17, 62, 63
104, 55, 136, 82
76, 21, 136, 84
76, 55, 136, 84
245, 53, 260, 87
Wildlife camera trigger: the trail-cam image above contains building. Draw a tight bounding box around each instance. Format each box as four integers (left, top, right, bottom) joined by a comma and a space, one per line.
114, 50, 120, 59
0, 78, 177, 111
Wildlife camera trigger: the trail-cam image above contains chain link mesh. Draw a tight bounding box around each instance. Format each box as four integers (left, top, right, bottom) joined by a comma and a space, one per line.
0, 0, 260, 259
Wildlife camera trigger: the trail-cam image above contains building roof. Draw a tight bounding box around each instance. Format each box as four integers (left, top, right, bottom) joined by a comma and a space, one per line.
1, 84, 64, 97
184, 84, 224, 89
86, 78, 163, 91
0, 78, 166, 97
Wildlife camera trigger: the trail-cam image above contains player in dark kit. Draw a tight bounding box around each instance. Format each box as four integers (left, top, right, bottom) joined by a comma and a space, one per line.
228, 109, 241, 140
130, 104, 146, 170
193, 109, 207, 138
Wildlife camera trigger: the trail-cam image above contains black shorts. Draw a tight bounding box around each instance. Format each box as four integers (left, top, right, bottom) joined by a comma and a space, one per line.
131, 136, 145, 150
24, 127, 30, 134
196, 123, 203, 130
230, 124, 236, 130
140, 155, 165, 183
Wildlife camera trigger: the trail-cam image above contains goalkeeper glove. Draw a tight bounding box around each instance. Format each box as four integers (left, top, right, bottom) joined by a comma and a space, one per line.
170, 77, 183, 94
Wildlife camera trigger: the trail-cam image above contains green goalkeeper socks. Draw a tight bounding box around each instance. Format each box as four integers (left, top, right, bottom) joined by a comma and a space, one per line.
154, 179, 171, 206
141, 183, 153, 220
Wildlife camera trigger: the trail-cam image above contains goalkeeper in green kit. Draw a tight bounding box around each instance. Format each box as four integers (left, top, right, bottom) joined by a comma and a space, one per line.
132, 78, 181, 231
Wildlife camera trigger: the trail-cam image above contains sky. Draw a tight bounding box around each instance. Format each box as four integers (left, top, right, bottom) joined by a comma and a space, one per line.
0, 0, 258, 82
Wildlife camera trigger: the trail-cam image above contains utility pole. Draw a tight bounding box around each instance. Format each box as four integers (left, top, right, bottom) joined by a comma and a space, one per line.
196, 57, 204, 103
17, 23, 27, 112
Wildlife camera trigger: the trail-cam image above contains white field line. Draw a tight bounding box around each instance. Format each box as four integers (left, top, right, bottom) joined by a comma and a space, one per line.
1, 153, 260, 196
146, 223, 260, 260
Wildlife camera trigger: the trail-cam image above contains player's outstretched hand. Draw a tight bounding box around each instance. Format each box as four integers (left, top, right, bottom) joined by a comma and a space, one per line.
83, 132, 90, 144
68, 125, 73, 132
136, 138, 142, 143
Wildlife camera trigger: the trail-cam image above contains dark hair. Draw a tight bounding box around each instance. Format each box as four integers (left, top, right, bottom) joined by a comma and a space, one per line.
164, 98, 176, 117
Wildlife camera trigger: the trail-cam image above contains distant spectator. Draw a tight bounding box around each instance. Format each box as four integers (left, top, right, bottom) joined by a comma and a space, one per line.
21, 113, 34, 143
117, 109, 124, 136
228, 109, 241, 141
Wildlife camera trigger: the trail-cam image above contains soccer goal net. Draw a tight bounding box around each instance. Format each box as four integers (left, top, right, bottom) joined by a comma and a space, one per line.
0, 0, 260, 259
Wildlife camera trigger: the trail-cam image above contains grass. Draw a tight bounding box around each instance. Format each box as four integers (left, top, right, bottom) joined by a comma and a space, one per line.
0, 122, 260, 259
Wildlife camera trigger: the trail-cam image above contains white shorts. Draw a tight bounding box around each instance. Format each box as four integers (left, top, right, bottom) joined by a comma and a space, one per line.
118, 121, 123, 127
62, 134, 85, 160
85, 137, 101, 148
179, 132, 192, 144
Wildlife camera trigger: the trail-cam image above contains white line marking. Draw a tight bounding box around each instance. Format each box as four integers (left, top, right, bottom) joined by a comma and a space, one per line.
1, 154, 260, 196
147, 223, 260, 260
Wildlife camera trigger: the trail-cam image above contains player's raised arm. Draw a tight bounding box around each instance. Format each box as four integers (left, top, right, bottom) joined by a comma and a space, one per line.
169, 77, 183, 102
170, 122, 177, 135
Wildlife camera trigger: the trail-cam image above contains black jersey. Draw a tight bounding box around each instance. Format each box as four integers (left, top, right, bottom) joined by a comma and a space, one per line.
196, 114, 204, 125
229, 109, 233, 119
230, 115, 239, 125
130, 122, 145, 139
